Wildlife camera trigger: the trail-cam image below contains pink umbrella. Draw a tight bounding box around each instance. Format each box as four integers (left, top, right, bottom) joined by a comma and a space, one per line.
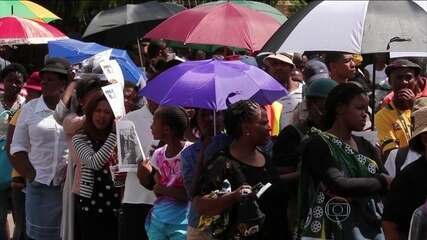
0, 16, 68, 45
144, 2, 280, 52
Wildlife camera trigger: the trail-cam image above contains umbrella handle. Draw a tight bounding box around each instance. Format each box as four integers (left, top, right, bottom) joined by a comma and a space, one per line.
371, 61, 376, 131
137, 38, 144, 67
213, 110, 217, 136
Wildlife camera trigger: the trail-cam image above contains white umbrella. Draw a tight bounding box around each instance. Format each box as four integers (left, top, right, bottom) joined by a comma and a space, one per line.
262, 0, 427, 54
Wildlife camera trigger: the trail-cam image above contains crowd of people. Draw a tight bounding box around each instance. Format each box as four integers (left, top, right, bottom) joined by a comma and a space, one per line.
0, 40, 426, 240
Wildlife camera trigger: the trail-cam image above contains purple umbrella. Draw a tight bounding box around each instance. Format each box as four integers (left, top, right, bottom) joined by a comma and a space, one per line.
139, 59, 287, 110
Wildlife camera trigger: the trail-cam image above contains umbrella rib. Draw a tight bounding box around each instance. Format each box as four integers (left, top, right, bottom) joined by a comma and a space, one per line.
359, 1, 370, 53
159, 61, 216, 108
183, 9, 214, 44
230, 5, 254, 52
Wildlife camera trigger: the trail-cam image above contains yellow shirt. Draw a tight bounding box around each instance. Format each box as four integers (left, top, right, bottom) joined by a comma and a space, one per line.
375, 102, 412, 153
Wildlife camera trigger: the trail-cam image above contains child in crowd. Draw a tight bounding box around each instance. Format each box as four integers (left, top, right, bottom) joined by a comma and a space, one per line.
139, 106, 192, 240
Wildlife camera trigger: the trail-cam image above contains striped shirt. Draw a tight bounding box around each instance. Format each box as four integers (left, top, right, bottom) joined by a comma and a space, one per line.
72, 132, 116, 198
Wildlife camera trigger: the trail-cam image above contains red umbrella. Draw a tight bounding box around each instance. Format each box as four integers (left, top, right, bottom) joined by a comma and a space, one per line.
144, 2, 280, 52
0, 16, 68, 46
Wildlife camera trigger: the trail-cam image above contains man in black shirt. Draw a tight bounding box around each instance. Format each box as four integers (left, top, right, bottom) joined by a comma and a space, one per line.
272, 78, 337, 175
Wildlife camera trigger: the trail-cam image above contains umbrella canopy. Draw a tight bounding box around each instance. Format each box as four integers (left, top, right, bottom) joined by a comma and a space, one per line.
0, 16, 67, 45
144, 2, 280, 53
139, 59, 287, 110
48, 39, 147, 85
82, 1, 186, 47
262, 0, 427, 54
0, 0, 60, 22
196, 0, 287, 24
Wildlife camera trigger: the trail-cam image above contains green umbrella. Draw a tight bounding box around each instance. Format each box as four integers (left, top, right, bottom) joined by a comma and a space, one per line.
196, 0, 287, 24
0, 0, 60, 23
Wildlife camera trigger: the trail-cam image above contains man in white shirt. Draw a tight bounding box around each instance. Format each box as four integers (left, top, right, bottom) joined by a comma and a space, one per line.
10, 58, 70, 240
119, 99, 158, 240
263, 53, 303, 129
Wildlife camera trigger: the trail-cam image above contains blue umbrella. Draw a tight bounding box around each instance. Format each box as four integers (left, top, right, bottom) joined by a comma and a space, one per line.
48, 39, 147, 85
139, 59, 287, 110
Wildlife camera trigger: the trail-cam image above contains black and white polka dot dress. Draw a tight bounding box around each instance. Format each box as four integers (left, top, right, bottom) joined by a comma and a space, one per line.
79, 166, 121, 216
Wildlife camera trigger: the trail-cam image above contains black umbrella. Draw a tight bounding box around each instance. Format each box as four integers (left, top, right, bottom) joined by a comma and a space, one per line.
82, 1, 186, 48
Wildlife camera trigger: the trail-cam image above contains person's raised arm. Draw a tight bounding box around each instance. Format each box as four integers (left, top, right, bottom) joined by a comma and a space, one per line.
53, 80, 77, 125
72, 133, 116, 170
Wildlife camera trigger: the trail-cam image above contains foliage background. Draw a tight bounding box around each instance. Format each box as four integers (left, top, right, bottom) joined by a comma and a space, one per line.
33, 0, 309, 35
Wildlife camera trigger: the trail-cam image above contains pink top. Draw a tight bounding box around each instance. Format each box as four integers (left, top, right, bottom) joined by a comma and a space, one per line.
150, 142, 192, 188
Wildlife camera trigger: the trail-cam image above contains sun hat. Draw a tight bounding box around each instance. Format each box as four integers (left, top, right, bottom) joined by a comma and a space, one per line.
410, 107, 427, 144
413, 97, 427, 113
263, 53, 295, 67
23, 71, 42, 92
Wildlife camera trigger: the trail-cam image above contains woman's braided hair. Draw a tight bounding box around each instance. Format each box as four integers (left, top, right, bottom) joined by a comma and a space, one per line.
224, 100, 260, 138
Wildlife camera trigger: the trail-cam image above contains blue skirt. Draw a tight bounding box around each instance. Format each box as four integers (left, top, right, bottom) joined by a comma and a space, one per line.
26, 181, 62, 240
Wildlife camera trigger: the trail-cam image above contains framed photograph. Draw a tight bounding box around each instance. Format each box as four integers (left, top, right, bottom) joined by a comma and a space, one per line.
116, 120, 145, 172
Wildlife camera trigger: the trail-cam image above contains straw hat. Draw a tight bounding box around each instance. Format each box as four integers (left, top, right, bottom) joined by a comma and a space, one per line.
413, 97, 427, 113
410, 107, 427, 142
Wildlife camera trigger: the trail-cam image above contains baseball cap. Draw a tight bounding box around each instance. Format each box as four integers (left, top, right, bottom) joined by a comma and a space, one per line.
304, 59, 330, 82
40, 57, 71, 75
385, 59, 421, 77
305, 78, 337, 98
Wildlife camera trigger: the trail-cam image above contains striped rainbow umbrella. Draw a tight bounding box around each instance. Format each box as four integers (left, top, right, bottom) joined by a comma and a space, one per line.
0, 0, 60, 23
0, 16, 68, 45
